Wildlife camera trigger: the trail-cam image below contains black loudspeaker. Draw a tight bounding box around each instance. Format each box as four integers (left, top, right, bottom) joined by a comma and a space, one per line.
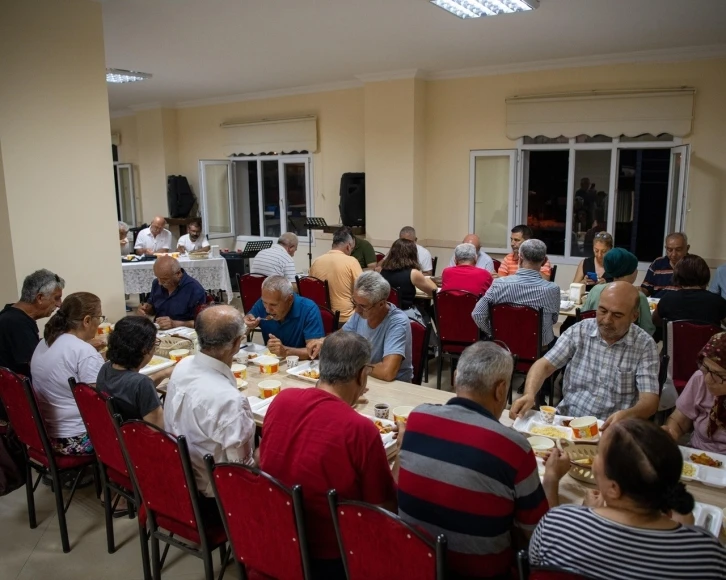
339, 172, 365, 227
167, 175, 197, 218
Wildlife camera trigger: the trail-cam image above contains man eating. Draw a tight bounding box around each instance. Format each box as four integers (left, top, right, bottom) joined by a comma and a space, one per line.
134, 216, 173, 255
177, 219, 210, 254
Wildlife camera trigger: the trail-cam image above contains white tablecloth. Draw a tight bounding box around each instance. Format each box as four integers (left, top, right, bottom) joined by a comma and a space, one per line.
121, 257, 233, 302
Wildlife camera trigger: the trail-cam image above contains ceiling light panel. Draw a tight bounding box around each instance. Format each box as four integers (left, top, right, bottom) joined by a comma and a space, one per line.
106, 68, 152, 83
430, 0, 539, 19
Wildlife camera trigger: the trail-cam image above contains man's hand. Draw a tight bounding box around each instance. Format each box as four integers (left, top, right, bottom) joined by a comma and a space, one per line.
601, 409, 628, 431
509, 393, 536, 420
156, 316, 173, 330
88, 336, 106, 351
583, 489, 605, 508
307, 338, 324, 360
149, 366, 174, 385
243, 313, 261, 330
267, 334, 287, 358
543, 448, 571, 484
137, 303, 153, 316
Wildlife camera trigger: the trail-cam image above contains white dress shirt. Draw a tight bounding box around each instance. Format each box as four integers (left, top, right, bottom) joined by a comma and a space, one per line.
134, 227, 173, 252
448, 248, 495, 273
163, 352, 256, 497
416, 244, 433, 273
177, 234, 210, 253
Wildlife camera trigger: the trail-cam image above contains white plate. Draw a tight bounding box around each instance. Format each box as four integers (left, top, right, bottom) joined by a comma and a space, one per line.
248, 355, 280, 367
693, 502, 723, 537
679, 446, 726, 488
247, 395, 277, 418
512, 411, 603, 442
360, 414, 397, 456
139, 355, 175, 376
286, 360, 320, 384
242, 343, 279, 360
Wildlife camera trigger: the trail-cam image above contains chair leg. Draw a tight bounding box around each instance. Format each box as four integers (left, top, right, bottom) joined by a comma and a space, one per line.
436, 354, 443, 389
237, 562, 248, 580
217, 545, 229, 580
103, 483, 115, 553
150, 529, 162, 580
93, 463, 102, 498
138, 520, 152, 580
26, 462, 37, 529
52, 470, 71, 553
202, 546, 215, 580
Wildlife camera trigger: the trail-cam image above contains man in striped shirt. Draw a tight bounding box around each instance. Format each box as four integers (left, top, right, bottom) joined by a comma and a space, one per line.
397, 342, 571, 579
497, 225, 552, 279
641, 232, 689, 297
250, 233, 298, 283
472, 239, 560, 347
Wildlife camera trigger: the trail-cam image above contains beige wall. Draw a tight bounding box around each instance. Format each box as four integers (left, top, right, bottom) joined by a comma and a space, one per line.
0, 141, 18, 304
0, 0, 125, 320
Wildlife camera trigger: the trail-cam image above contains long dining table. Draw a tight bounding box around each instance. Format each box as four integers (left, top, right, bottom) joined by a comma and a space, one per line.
241, 362, 726, 541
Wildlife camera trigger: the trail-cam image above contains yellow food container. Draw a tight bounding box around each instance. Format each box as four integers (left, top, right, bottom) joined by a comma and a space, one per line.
259, 380, 281, 399
231, 364, 247, 380
570, 416, 599, 440
169, 349, 190, 363
392, 405, 414, 424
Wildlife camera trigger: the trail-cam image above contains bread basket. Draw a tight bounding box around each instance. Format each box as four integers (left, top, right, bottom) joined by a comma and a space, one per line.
188, 251, 209, 260
156, 336, 193, 358
562, 441, 598, 484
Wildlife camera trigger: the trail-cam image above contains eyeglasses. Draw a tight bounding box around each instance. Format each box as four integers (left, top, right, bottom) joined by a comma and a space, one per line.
96, 315, 107, 323
594, 232, 613, 242
699, 362, 726, 384
351, 299, 381, 312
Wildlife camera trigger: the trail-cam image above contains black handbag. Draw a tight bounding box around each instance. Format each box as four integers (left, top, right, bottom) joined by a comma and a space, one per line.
0, 426, 26, 496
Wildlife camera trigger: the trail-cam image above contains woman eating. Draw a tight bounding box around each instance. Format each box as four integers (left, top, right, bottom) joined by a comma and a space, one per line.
573, 231, 613, 288
96, 316, 168, 427
31, 292, 105, 455
529, 418, 726, 579
664, 332, 726, 454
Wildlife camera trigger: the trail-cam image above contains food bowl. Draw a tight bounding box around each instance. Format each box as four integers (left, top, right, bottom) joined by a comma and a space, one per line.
374, 403, 390, 420
169, 349, 190, 363
231, 364, 247, 380
565, 442, 599, 483
259, 379, 281, 399
255, 356, 280, 374
527, 436, 555, 458
97, 322, 112, 336
570, 416, 599, 440
392, 406, 414, 424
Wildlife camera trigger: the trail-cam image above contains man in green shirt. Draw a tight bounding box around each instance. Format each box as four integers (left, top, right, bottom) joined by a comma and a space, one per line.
348, 231, 377, 271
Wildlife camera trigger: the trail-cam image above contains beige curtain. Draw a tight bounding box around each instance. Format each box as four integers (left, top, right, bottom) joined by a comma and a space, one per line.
221, 116, 318, 155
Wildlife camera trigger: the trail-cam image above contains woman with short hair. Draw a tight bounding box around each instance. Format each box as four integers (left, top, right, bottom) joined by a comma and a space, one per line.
529, 418, 726, 579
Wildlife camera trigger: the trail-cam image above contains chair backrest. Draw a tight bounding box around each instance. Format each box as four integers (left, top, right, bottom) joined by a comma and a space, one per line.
549, 264, 558, 283
575, 308, 597, 322
206, 458, 311, 580
71, 381, 128, 477
492, 258, 502, 273
0, 368, 48, 457
665, 319, 722, 390
238, 273, 267, 313
410, 320, 432, 386
431, 256, 438, 276
517, 549, 596, 580
318, 305, 340, 335
388, 287, 400, 307
375, 252, 385, 263
329, 491, 446, 580
490, 303, 543, 368
295, 276, 331, 309
433, 290, 481, 352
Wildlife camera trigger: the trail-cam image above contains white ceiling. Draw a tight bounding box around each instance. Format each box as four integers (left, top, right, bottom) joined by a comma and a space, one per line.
103, 0, 726, 114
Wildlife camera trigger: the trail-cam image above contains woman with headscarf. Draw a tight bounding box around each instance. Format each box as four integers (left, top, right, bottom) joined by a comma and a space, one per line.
664, 332, 726, 454
580, 247, 655, 336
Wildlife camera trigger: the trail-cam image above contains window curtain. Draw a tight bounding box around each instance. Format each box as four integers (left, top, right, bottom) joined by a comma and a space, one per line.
221, 116, 318, 155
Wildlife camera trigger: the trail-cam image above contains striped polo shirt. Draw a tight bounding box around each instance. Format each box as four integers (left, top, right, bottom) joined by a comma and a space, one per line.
249, 243, 297, 282
397, 398, 549, 579
641, 255, 678, 298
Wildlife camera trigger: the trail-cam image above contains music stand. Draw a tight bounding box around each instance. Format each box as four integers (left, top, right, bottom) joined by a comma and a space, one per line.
304, 217, 328, 269
241, 240, 273, 258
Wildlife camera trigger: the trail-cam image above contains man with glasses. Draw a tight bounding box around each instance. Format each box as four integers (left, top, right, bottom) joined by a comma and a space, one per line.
176, 218, 210, 254
260, 331, 398, 580
641, 232, 690, 298
134, 216, 173, 255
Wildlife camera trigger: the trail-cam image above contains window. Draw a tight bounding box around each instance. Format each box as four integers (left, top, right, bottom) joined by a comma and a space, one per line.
114, 162, 137, 227
470, 135, 689, 264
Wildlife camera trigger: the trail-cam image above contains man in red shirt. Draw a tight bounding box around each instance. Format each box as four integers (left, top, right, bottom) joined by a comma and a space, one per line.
259, 331, 397, 579
441, 243, 493, 296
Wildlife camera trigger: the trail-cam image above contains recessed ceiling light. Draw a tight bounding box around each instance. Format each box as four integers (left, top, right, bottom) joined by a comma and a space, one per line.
430, 0, 539, 19
106, 68, 152, 83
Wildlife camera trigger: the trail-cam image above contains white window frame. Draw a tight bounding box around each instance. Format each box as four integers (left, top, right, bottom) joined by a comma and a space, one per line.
114, 162, 137, 227
199, 159, 235, 239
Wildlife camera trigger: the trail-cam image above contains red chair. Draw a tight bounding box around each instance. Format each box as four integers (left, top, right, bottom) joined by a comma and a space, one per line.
574, 308, 597, 322
117, 420, 229, 580
329, 490, 447, 580
517, 550, 597, 579
296, 275, 332, 309
664, 319, 722, 394
433, 290, 482, 389
492, 258, 502, 273
0, 368, 99, 553
410, 320, 432, 386
318, 305, 340, 335
205, 456, 312, 580
490, 304, 553, 405
388, 287, 400, 307
70, 380, 150, 575
375, 252, 385, 263
237, 273, 267, 314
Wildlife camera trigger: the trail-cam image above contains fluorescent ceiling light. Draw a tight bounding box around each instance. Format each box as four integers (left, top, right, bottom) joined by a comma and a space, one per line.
106, 68, 152, 83
430, 0, 539, 19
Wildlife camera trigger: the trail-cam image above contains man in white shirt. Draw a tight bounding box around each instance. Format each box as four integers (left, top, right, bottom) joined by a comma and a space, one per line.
163, 305, 255, 497
134, 216, 173, 255
119, 221, 132, 256
447, 234, 495, 273
250, 232, 298, 283
399, 226, 433, 275
176, 219, 210, 254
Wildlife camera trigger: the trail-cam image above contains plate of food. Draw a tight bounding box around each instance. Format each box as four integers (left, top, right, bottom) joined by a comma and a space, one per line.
139, 355, 175, 376
360, 414, 397, 457
242, 343, 278, 360
286, 360, 321, 383
247, 394, 277, 418
513, 411, 603, 442
678, 446, 726, 488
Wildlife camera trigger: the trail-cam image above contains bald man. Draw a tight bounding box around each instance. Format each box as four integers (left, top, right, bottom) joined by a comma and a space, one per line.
138, 256, 206, 329
447, 234, 495, 273
135, 216, 173, 255
511, 281, 659, 428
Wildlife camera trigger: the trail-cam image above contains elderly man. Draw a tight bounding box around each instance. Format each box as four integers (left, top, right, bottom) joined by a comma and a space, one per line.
399, 226, 433, 275
347, 228, 377, 271
134, 216, 173, 255
441, 243, 493, 296
473, 239, 560, 347
164, 305, 255, 498
176, 219, 210, 254
398, 342, 570, 579
309, 228, 362, 322
447, 234, 495, 273
244, 276, 324, 359
250, 232, 298, 283
498, 225, 552, 279
260, 331, 397, 579
641, 232, 690, 297
119, 221, 131, 256
138, 256, 206, 329
511, 282, 660, 428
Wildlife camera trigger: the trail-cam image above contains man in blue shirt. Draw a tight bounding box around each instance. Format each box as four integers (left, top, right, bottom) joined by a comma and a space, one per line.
138, 256, 206, 329
710, 264, 726, 299
641, 232, 690, 298
244, 276, 324, 359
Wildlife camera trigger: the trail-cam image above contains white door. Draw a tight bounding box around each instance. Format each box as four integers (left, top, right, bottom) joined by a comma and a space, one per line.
666, 145, 691, 234
278, 156, 312, 237
199, 160, 234, 239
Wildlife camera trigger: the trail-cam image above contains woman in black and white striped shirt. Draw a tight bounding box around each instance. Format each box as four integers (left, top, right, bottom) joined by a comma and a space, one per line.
529, 418, 726, 579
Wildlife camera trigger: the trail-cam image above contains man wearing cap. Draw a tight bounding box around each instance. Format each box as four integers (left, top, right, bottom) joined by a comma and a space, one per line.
581, 248, 655, 336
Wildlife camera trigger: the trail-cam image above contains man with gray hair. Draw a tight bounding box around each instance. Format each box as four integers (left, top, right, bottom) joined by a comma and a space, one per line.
397, 341, 570, 578
118, 221, 131, 256
441, 242, 493, 295
164, 305, 256, 497
641, 232, 690, 297
0, 269, 65, 378
399, 226, 433, 275
134, 216, 173, 255
250, 232, 299, 283
472, 239, 560, 347
244, 275, 324, 359
260, 331, 397, 578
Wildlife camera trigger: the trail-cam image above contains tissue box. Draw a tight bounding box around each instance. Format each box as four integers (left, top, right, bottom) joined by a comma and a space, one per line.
569, 283, 586, 305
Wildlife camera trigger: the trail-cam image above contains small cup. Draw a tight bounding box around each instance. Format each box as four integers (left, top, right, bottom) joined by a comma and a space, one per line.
259, 379, 281, 399
169, 349, 190, 363
234, 350, 249, 364
97, 322, 112, 336
374, 403, 390, 420
570, 416, 600, 440
527, 436, 555, 458
231, 364, 247, 380
392, 405, 414, 424
260, 361, 279, 375
286, 355, 300, 368
540, 406, 556, 425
